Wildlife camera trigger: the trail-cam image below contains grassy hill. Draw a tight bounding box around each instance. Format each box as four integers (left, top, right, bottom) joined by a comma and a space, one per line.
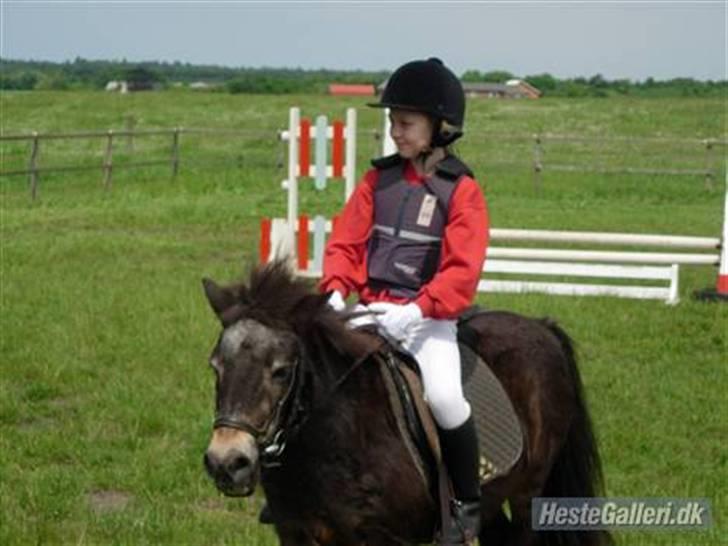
1, 91, 726, 545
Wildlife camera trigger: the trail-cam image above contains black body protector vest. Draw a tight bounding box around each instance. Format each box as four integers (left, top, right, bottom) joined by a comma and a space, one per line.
367, 154, 474, 298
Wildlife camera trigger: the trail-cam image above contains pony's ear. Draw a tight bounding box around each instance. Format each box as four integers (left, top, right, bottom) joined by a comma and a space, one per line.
202, 278, 236, 318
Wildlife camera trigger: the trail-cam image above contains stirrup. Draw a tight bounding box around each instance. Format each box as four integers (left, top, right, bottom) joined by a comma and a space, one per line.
439, 499, 481, 546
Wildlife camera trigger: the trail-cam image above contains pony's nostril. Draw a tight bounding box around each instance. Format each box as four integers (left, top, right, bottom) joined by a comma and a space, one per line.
227, 454, 251, 474
204, 447, 256, 495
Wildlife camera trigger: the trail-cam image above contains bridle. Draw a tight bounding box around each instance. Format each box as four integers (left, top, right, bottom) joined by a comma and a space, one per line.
212, 334, 382, 468
213, 351, 305, 468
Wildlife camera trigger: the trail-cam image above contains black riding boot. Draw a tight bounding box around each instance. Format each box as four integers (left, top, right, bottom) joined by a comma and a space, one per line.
438, 415, 482, 545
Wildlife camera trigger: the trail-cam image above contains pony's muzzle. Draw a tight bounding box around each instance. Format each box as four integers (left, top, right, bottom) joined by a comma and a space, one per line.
204, 450, 255, 496
204, 428, 259, 496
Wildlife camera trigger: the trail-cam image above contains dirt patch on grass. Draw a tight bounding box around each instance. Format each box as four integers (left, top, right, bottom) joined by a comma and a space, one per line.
17, 397, 78, 431
17, 417, 55, 432
88, 489, 133, 514
196, 497, 228, 513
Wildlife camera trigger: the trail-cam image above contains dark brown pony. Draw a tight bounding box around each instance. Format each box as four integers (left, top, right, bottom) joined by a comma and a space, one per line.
202, 261, 610, 546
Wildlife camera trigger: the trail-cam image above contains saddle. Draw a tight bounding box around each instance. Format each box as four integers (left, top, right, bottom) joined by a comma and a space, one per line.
372, 309, 523, 495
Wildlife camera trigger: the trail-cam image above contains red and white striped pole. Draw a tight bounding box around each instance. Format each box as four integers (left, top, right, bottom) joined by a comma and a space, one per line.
261, 107, 356, 270
712, 185, 728, 295
696, 171, 728, 301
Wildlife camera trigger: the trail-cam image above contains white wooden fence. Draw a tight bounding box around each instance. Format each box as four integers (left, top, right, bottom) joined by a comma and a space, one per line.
259, 107, 728, 305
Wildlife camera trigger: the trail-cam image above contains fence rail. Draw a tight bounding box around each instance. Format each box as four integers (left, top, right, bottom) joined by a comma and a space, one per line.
372, 129, 727, 190
0, 127, 280, 199
2, 127, 726, 200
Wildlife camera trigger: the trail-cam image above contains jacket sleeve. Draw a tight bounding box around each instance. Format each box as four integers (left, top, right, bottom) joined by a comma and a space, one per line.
414, 176, 489, 319
319, 169, 378, 298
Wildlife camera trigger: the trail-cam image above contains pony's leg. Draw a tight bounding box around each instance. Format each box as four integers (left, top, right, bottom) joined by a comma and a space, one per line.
478, 496, 511, 546
276, 524, 394, 546
276, 530, 311, 546
502, 493, 541, 546
274, 525, 319, 546
361, 534, 408, 546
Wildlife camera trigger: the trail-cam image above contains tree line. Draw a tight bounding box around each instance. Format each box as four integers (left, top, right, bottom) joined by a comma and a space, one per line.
1, 57, 725, 98
462, 69, 727, 98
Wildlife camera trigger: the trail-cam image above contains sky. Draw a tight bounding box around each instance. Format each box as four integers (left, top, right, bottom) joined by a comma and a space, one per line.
1, 1, 726, 81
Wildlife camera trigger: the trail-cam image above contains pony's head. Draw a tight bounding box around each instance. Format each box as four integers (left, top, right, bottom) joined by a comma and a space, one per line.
201, 261, 366, 496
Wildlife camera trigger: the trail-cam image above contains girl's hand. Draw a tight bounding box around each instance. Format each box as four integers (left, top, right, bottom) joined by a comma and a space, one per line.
327, 290, 346, 312
368, 302, 423, 341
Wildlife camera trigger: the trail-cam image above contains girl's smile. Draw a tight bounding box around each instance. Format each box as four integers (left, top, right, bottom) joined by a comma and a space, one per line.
389, 109, 433, 159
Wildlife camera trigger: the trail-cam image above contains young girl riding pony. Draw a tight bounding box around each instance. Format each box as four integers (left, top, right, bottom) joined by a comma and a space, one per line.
321, 57, 489, 545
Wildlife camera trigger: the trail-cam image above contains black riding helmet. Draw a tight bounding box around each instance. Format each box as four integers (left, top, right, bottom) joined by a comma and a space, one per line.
370, 57, 465, 147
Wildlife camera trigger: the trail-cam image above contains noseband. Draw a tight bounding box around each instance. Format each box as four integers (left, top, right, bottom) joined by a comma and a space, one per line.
213, 354, 304, 468
212, 337, 379, 469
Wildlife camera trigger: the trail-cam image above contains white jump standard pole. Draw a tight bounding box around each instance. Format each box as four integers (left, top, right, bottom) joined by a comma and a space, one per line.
694, 170, 728, 301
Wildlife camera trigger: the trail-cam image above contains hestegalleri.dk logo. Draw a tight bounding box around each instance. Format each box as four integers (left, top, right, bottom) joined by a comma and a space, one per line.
532, 498, 712, 531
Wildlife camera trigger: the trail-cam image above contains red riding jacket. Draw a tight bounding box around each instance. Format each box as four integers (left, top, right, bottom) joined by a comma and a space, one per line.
320, 159, 489, 319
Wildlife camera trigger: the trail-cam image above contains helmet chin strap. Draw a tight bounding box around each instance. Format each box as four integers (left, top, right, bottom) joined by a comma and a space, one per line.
414, 147, 446, 175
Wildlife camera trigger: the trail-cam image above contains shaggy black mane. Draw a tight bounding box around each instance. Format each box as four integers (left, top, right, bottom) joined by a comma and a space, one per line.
228, 260, 378, 360
245, 260, 319, 325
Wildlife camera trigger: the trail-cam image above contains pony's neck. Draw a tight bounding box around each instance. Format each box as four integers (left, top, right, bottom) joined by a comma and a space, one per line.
301, 326, 380, 410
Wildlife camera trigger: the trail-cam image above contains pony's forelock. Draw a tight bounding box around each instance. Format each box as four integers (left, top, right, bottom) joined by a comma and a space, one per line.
222, 261, 377, 360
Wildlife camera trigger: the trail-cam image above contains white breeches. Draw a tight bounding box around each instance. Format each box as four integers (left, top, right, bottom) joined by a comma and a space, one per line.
349, 306, 471, 430
403, 318, 471, 430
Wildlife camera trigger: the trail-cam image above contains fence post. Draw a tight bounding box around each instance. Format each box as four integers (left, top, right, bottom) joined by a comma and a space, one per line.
103, 130, 114, 190
704, 139, 715, 190
28, 132, 40, 201
171, 128, 180, 178
125, 115, 136, 153
344, 108, 357, 200
532, 133, 543, 192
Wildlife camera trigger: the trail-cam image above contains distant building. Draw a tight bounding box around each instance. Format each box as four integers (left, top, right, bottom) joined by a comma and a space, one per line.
189, 81, 211, 90
105, 79, 159, 93
126, 80, 154, 92
376, 78, 541, 99
105, 80, 128, 93
328, 84, 376, 96
463, 80, 541, 99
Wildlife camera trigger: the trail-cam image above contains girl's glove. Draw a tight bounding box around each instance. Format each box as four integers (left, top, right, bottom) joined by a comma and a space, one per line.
367, 302, 423, 341
327, 290, 346, 312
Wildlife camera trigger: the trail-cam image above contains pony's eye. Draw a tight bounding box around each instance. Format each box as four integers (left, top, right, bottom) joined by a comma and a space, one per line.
271, 365, 292, 382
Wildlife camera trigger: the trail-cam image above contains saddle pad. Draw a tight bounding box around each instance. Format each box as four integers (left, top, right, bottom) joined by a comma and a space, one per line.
460, 341, 523, 483
378, 340, 524, 487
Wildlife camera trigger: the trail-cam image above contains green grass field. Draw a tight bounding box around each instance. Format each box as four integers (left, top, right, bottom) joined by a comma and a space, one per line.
1, 91, 726, 545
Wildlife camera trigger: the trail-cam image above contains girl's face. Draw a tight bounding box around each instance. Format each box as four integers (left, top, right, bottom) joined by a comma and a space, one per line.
389, 109, 433, 159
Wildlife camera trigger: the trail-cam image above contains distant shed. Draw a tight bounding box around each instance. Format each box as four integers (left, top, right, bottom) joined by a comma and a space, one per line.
328, 84, 376, 96
376, 78, 541, 99
462, 80, 541, 99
